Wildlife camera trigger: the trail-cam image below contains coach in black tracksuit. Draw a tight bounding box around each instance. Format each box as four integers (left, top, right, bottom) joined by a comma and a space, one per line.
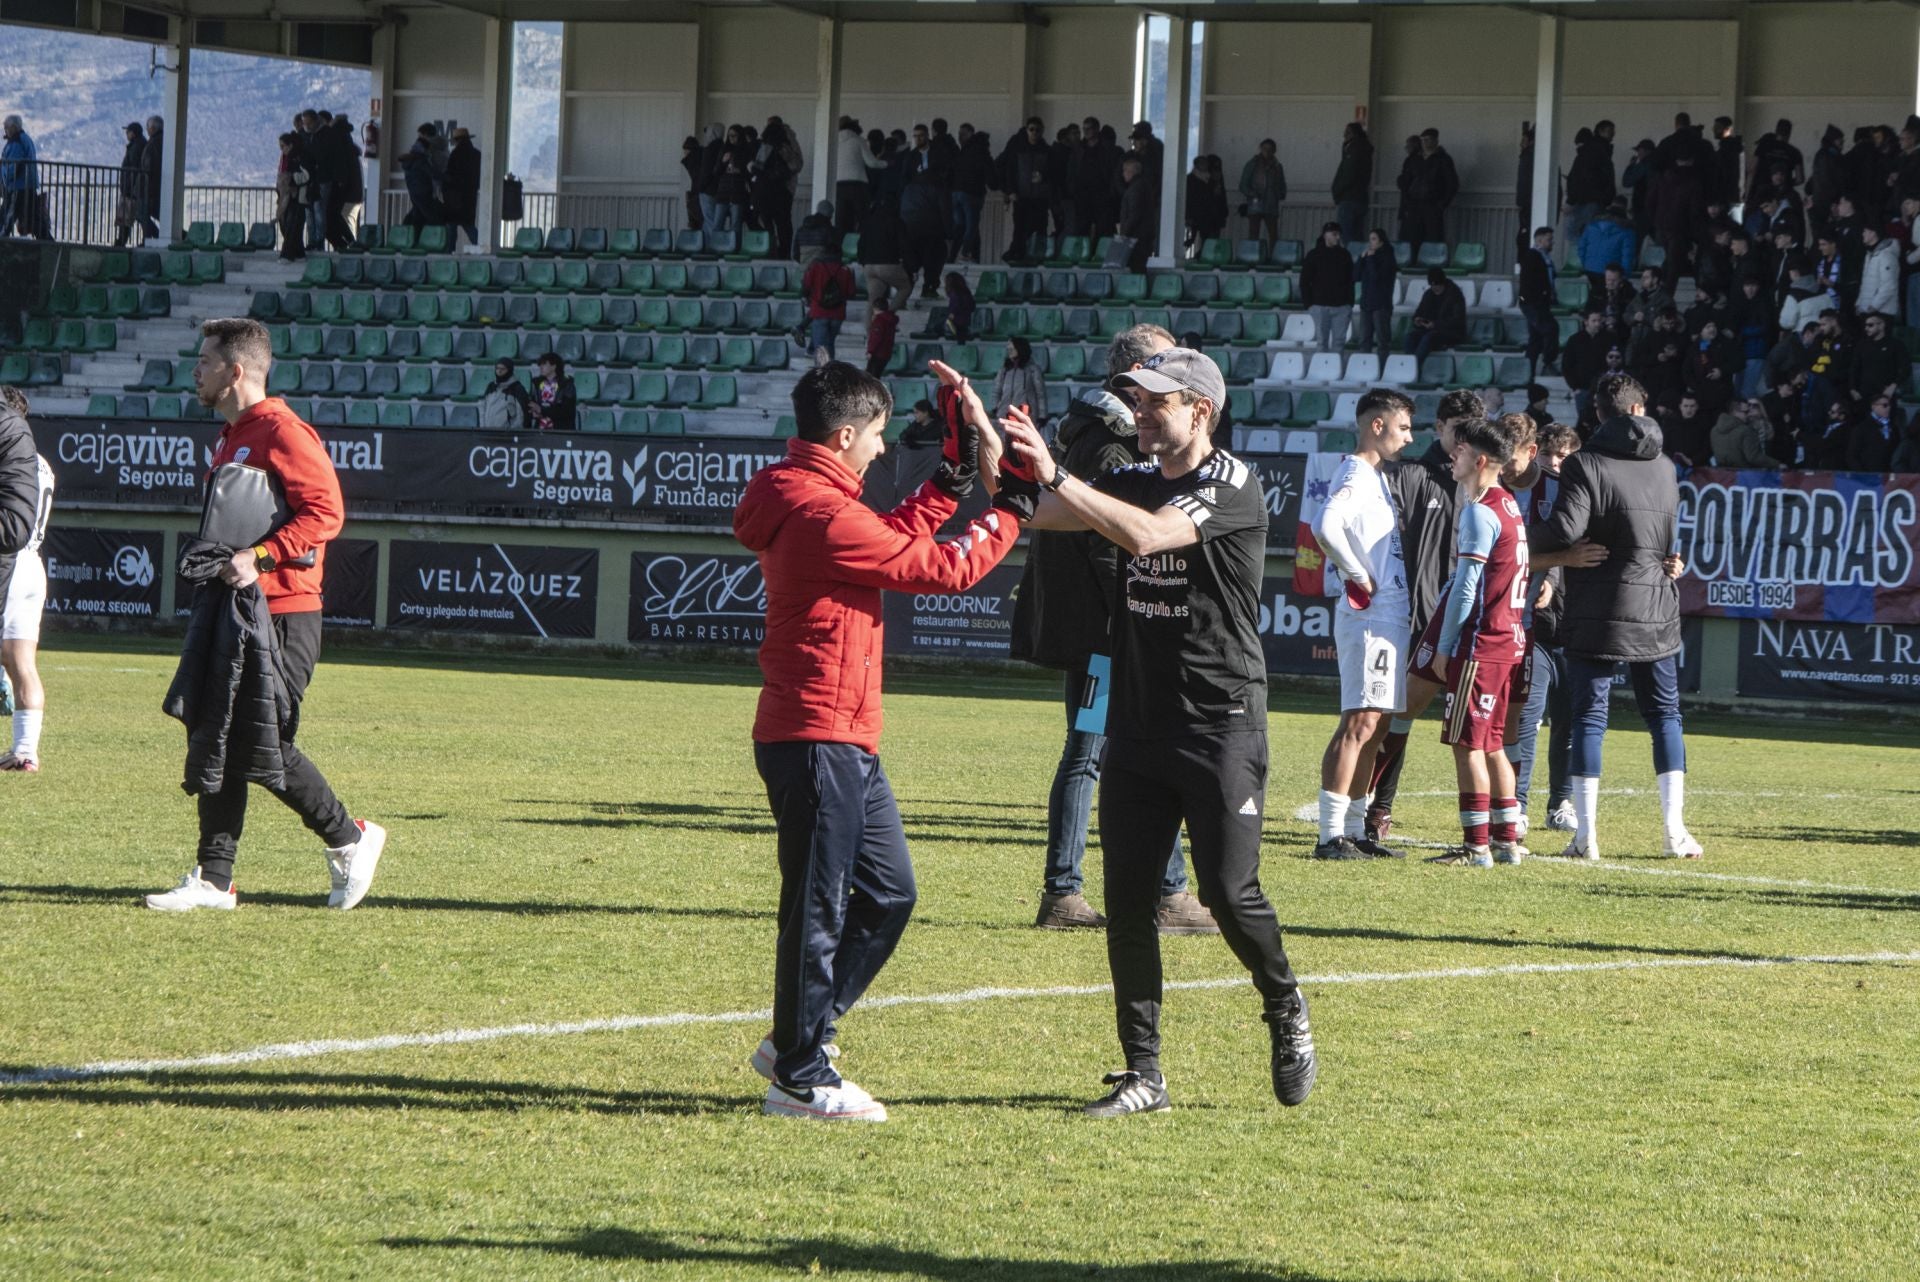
1001, 348, 1315, 1119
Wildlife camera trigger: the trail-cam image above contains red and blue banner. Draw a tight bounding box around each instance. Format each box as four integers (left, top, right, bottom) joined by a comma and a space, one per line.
1675, 469, 1920, 624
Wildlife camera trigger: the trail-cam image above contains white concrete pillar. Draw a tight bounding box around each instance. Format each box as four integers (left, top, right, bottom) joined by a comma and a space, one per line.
1530, 14, 1564, 248
1156, 15, 1190, 266
811, 16, 842, 212
477, 17, 514, 250
366, 23, 397, 228
162, 19, 190, 242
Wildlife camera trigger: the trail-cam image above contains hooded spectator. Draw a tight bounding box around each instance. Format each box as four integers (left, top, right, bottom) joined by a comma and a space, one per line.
792, 200, 836, 267
1332, 122, 1373, 245
1577, 200, 1637, 283
1405, 266, 1466, 360
444, 127, 481, 248
1856, 223, 1900, 318
1239, 139, 1287, 246
114, 122, 146, 247
1565, 121, 1618, 247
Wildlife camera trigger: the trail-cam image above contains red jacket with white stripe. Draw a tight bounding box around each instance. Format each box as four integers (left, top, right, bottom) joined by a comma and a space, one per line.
733, 438, 1020, 752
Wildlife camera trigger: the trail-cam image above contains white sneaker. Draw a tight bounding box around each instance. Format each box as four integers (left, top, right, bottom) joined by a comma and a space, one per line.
762, 1078, 887, 1122
1492, 840, 1528, 865
1560, 836, 1600, 861
1664, 831, 1705, 859
1514, 813, 1531, 840
325, 820, 386, 910
750, 1036, 839, 1083
145, 866, 237, 912
1547, 802, 1577, 832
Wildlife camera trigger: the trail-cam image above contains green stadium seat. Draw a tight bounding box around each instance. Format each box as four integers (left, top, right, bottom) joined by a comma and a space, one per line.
398, 366, 432, 399
303, 366, 335, 395
458, 258, 492, 289
556, 260, 590, 291
125, 358, 171, 392
1287, 390, 1332, 426
1112, 273, 1147, 303
25, 355, 62, 387
577, 407, 613, 432
1051, 345, 1087, 380
546, 227, 577, 255
1238, 311, 1280, 347
640, 227, 673, 257
379, 225, 416, 255
150, 396, 183, 419
87, 393, 118, 416
411, 226, 448, 254
300, 258, 334, 287
451, 331, 485, 362
182, 221, 214, 248
1413, 355, 1454, 389
1555, 277, 1590, 313
1149, 274, 1183, 304
664, 300, 701, 333
974, 270, 1008, 304
631, 373, 669, 407
617, 410, 652, 434
346, 400, 378, 426
266, 364, 301, 394
1184, 275, 1221, 305
650, 411, 686, 436
1208, 312, 1244, 344
735, 229, 771, 261
431, 366, 465, 399
1268, 240, 1304, 270
417, 331, 455, 363
1199, 238, 1232, 269
379, 402, 411, 427
716, 337, 755, 371
642, 336, 687, 370
139, 287, 172, 318
503, 227, 543, 257
1253, 390, 1291, 426
1417, 242, 1449, 269
1047, 235, 1091, 268
190, 253, 224, 284
334, 365, 367, 396
606, 228, 641, 258
1449, 242, 1487, 274
576, 227, 609, 257
1451, 354, 1495, 388
1251, 274, 1297, 307
107, 286, 142, 319
412, 403, 447, 428
1232, 240, 1264, 271
365, 366, 399, 398
50, 320, 87, 353
691, 375, 737, 411
215, 222, 246, 251
162, 251, 194, 284
426, 259, 459, 289
1215, 275, 1255, 309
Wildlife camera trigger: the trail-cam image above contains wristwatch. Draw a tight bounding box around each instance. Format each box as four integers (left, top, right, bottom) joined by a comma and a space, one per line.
253, 544, 276, 572
1042, 468, 1071, 492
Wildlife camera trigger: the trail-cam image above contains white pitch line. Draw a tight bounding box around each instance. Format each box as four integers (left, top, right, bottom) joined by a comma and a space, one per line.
4, 950, 1916, 1088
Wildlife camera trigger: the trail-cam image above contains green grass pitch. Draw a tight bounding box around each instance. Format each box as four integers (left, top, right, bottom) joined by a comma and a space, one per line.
2, 636, 1917, 1280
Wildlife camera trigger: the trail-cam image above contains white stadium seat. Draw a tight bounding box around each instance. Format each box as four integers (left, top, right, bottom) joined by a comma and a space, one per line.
1456, 279, 1478, 307
1401, 279, 1429, 311
1479, 279, 1515, 310
1244, 428, 1283, 454
1282, 430, 1320, 454
1383, 354, 1420, 385
1280, 313, 1317, 346
1332, 391, 1361, 423
1344, 353, 1381, 384
1303, 352, 1343, 385
1263, 350, 1306, 384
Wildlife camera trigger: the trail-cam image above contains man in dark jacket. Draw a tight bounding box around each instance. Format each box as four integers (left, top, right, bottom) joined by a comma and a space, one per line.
1404, 128, 1460, 256
1848, 395, 1901, 471
139, 115, 164, 240
113, 122, 146, 248
1011, 322, 1213, 935
1117, 156, 1156, 273
444, 127, 481, 249
311, 115, 360, 250
949, 126, 993, 262
1332, 122, 1373, 245
1355, 228, 1398, 362
1528, 372, 1699, 861
145, 317, 386, 913
1518, 225, 1560, 377
1563, 121, 1617, 249
1299, 222, 1354, 353
999, 117, 1053, 261
1404, 267, 1466, 361
1712, 117, 1743, 208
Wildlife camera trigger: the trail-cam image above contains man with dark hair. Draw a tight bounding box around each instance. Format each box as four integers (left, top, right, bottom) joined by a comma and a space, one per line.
1300, 222, 1354, 353
0, 384, 45, 771
1011, 323, 1214, 934
1518, 225, 1560, 378
1363, 389, 1477, 840
1403, 128, 1459, 256
734, 361, 1027, 1122
1405, 266, 1466, 361
1003, 348, 1317, 1118
1506, 420, 1581, 831
1528, 373, 1699, 860
1312, 388, 1416, 860
146, 318, 385, 912
999, 116, 1053, 261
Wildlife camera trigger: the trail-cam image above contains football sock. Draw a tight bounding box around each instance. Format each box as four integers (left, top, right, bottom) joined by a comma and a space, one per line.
199, 864, 234, 892
1459, 791, 1490, 847
1343, 803, 1366, 839
1491, 796, 1520, 844
1572, 775, 1600, 846
12, 708, 41, 758
1369, 726, 1411, 796
1318, 790, 1350, 843
1656, 770, 1687, 841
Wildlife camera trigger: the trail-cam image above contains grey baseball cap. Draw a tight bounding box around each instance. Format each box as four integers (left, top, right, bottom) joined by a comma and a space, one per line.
1109, 346, 1226, 409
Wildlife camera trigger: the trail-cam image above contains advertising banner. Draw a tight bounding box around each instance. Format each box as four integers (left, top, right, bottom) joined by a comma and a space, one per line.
628, 550, 766, 647
882, 562, 1023, 658
387, 540, 597, 637
1676, 469, 1920, 624
1736, 618, 1920, 703
1257, 576, 1340, 677
41, 527, 164, 619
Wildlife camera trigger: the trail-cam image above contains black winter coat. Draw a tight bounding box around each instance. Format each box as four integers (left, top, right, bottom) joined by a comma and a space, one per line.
1010, 391, 1147, 668
1332, 135, 1372, 205
1299, 243, 1354, 308
0, 406, 38, 609
1384, 439, 1459, 630
1528, 414, 1683, 662
164, 544, 294, 795
1566, 137, 1616, 207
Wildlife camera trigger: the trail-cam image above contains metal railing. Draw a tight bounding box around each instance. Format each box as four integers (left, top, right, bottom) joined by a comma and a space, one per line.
1, 159, 153, 247
183, 185, 279, 230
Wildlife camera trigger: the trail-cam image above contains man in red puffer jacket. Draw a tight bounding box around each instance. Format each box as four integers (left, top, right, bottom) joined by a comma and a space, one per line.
733, 360, 1029, 1123
145, 317, 385, 915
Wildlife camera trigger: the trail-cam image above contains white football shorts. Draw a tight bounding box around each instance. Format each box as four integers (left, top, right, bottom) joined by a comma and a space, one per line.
1335, 605, 1410, 713
2, 551, 45, 643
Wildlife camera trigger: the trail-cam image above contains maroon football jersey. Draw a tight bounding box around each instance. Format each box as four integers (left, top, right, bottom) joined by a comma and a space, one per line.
1458, 485, 1530, 664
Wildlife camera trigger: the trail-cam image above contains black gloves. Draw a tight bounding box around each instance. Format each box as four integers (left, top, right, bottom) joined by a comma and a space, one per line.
931, 384, 978, 498
993, 469, 1040, 523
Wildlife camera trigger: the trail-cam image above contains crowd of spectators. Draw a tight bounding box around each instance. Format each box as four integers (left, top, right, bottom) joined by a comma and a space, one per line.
1527, 111, 1920, 471
278, 108, 368, 262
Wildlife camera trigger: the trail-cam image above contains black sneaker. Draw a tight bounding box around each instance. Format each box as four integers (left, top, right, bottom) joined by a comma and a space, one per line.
1263, 992, 1318, 1107
1365, 807, 1393, 841
1083, 1070, 1171, 1118
1352, 835, 1405, 859
1311, 836, 1368, 860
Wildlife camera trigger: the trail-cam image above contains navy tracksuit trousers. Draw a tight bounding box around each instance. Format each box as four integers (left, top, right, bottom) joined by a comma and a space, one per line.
755, 740, 917, 1089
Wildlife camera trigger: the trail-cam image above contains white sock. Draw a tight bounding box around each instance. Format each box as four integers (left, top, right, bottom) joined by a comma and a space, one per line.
1318, 789, 1350, 843
12, 708, 41, 759
1572, 775, 1600, 846
1343, 802, 1366, 839
1657, 770, 1686, 841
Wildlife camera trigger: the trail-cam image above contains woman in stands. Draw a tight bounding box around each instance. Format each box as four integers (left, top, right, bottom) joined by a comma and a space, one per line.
531, 354, 578, 432
993, 336, 1047, 426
